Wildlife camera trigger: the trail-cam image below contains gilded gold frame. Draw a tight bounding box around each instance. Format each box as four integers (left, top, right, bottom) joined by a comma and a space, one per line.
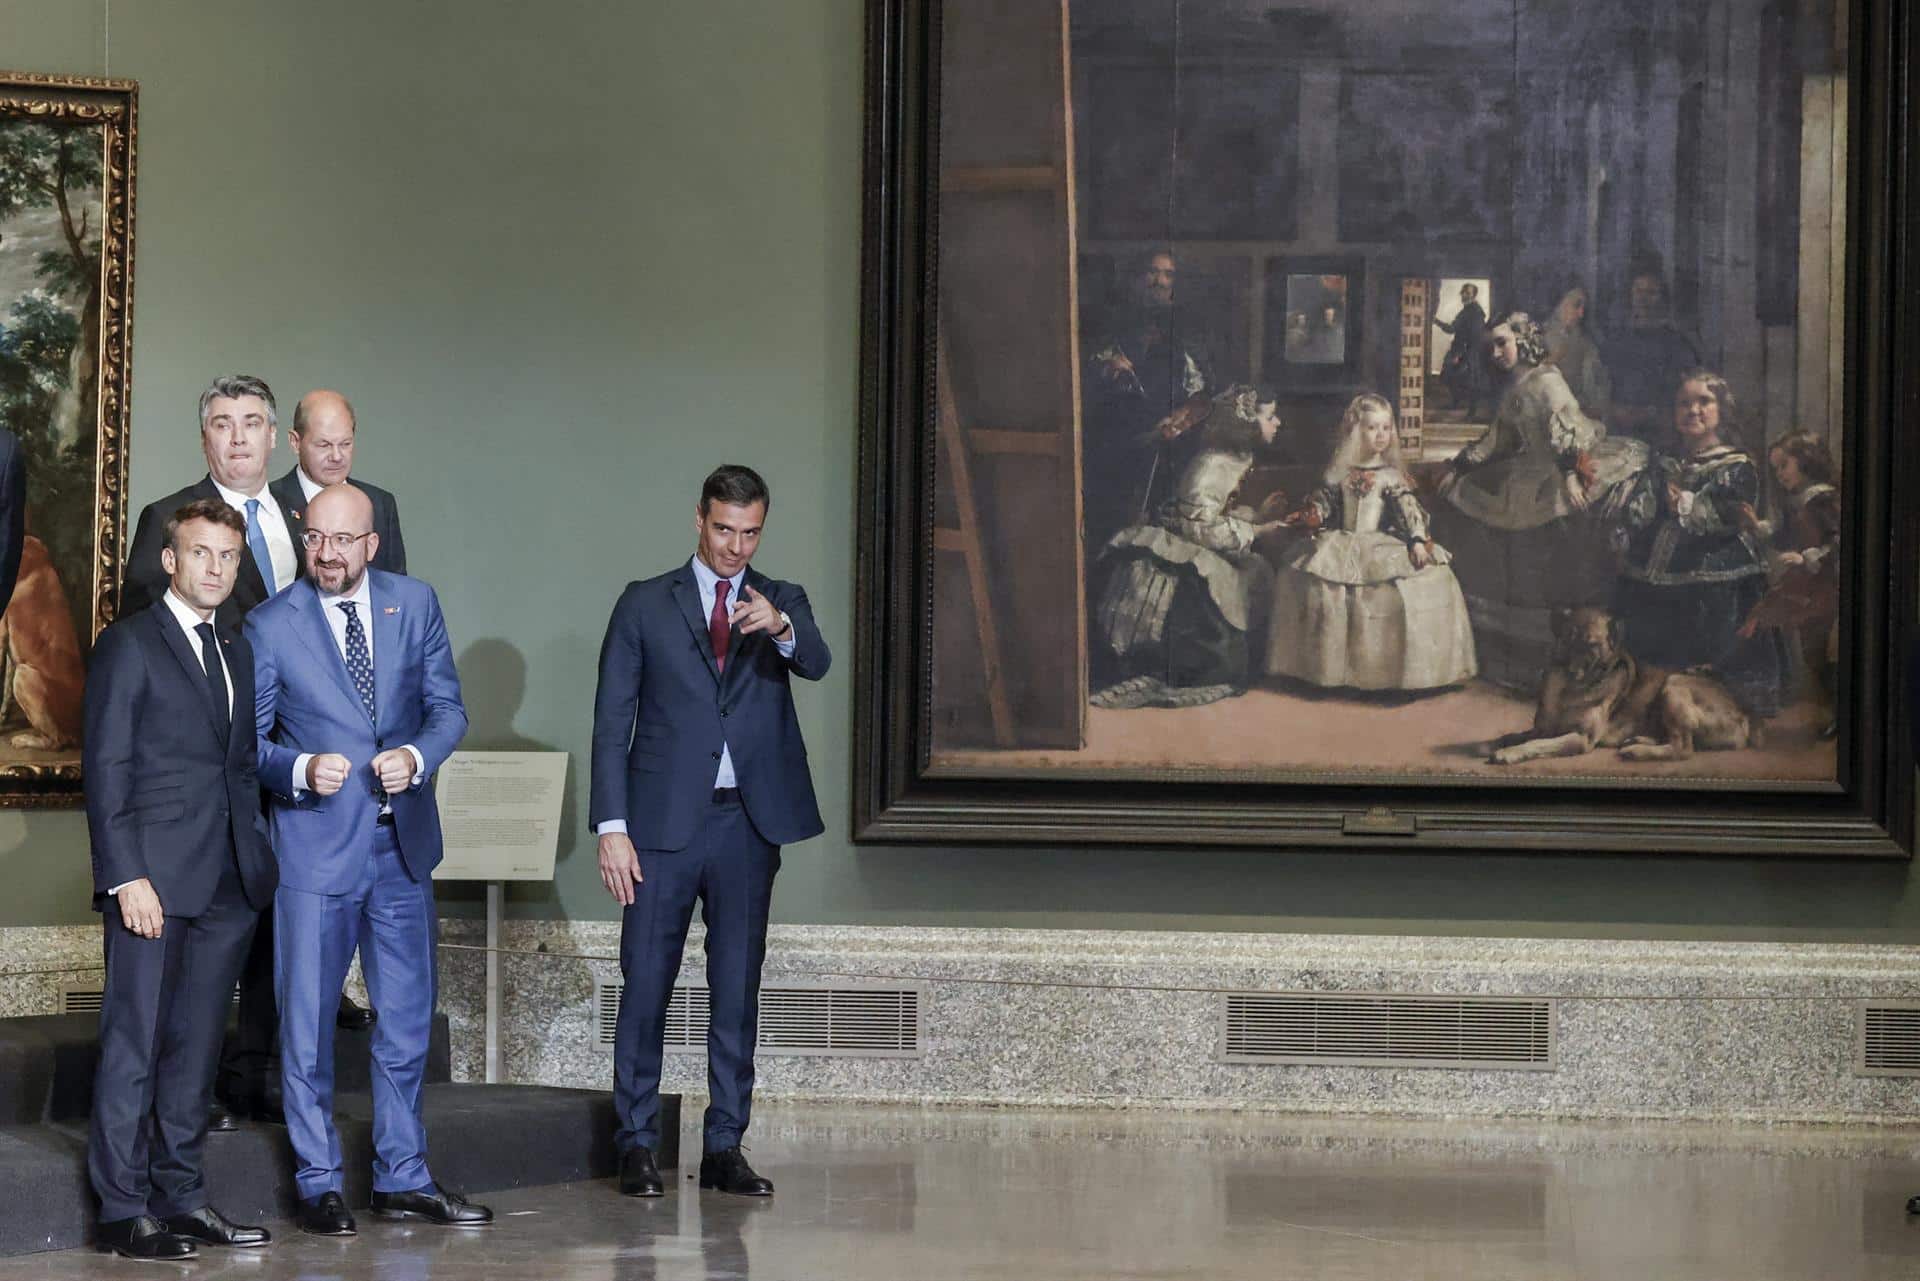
0, 71, 137, 805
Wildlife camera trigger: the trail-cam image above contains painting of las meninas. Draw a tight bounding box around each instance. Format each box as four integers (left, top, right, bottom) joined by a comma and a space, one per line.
0, 73, 136, 804
856, 0, 1914, 852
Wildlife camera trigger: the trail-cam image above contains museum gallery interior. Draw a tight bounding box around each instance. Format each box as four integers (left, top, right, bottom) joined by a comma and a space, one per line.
2, 1, 1919, 1277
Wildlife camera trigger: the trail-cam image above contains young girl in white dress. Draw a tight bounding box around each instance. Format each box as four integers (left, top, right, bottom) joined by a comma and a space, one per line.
1266, 393, 1477, 691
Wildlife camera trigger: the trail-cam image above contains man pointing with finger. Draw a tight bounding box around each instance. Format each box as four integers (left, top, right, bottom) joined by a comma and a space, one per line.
247, 482, 487, 1235
590, 464, 831, 1200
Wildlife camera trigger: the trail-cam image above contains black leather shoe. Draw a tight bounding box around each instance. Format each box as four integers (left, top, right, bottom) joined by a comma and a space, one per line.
206, 1099, 237, 1133
336, 993, 377, 1030
97, 1215, 197, 1261
699, 1146, 773, 1196
371, 1185, 493, 1226
163, 1206, 270, 1248
297, 1191, 356, 1237
619, 1146, 665, 1197
1907, 1193, 1920, 1215
240, 1088, 286, 1126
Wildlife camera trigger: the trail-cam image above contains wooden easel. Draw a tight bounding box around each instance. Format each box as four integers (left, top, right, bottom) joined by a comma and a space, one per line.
932, 336, 1014, 748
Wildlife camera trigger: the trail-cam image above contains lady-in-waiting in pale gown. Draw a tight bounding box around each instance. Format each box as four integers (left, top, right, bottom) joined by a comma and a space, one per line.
1267, 394, 1477, 691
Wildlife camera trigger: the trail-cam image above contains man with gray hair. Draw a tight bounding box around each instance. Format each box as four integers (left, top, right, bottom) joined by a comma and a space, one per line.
122, 375, 309, 1131
123, 375, 304, 630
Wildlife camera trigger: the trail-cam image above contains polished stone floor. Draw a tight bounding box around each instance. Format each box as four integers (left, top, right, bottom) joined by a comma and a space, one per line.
6, 1103, 1920, 1279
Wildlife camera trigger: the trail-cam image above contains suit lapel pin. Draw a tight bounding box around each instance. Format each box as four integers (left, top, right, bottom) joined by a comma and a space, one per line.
383, 606, 399, 615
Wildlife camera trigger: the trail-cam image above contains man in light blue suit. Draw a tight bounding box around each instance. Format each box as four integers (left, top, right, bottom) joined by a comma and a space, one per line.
246, 483, 489, 1235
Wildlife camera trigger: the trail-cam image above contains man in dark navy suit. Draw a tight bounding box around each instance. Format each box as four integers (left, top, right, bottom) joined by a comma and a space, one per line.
270, 389, 408, 576
590, 464, 830, 1199
84, 499, 279, 1260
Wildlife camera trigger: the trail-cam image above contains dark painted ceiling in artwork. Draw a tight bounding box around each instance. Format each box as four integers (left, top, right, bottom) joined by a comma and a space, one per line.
1070, 0, 1719, 68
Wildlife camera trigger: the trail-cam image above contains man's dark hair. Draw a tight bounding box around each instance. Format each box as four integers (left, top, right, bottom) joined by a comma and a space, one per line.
164, 497, 247, 550
700, 465, 771, 514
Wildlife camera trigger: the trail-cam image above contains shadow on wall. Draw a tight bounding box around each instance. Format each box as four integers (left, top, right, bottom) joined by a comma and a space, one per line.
442, 637, 579, 909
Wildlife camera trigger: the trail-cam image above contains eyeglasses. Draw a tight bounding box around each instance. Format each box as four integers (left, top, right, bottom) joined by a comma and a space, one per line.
301, 530, 373, 552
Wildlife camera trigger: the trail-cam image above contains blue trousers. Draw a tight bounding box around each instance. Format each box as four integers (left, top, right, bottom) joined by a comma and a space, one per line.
275, 825, 438, 1200
614, 796, 779, 1155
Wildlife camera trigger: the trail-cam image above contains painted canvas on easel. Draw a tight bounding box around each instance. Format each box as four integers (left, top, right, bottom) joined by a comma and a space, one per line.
927, 0, 1848, 788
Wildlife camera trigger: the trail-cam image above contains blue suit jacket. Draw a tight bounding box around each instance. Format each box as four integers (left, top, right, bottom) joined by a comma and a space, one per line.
83, 603, 278, 915
589, 563, 829, 850
246, 570, 468, 893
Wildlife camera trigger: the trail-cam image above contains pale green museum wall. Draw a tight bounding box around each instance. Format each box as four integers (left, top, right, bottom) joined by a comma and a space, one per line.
1, 0, 1916, 940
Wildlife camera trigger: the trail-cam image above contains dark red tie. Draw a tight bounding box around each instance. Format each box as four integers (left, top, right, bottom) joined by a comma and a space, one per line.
710, 580, 731, 671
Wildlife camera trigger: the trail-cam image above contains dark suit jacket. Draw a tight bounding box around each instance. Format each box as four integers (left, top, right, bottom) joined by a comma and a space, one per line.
269, 468, 408, 577
0, 427, 24, 619
248, 570, 467, 892
122, 476, 304, 631
590, 562, 830, 850
83, 601, 278, 916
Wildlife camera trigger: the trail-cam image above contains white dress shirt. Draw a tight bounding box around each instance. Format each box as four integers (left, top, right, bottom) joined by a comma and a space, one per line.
111, 590, 234, 896
595, 556, 796, 839
295, 467, 325, 503
210, 475, 298, 594
291, 572, 424, 796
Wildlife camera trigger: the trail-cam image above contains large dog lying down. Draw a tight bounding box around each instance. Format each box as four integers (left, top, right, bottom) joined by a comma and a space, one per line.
1489, 607, 1758, 764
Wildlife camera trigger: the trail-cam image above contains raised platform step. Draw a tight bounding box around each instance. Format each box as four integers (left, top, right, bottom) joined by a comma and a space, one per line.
0, 1083, 674, 1257
0, 1011, 452, 1124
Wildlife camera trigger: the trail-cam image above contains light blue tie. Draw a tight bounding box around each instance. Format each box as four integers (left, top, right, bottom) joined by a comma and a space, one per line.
243, 498, 275, 592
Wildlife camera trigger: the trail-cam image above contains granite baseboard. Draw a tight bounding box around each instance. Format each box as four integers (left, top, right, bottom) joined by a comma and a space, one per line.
11, 920, 1920, 1124
436, 922, 1920, 1126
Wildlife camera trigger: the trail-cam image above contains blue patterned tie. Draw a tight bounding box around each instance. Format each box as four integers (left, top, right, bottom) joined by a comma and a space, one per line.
338, 601, 376, 724
244, 498, 275, 592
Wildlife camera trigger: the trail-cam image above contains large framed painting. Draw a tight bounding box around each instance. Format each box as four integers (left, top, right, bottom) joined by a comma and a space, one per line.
854, 1, 1920, 854
0, 72, 137, 804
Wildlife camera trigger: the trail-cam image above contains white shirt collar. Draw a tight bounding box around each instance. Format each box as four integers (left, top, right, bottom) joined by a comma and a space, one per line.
688, 554, 745, 600
318, 570, 373, 612
208, 474, 271, 511
161, 586, 217, 639
296, 467, 325, 503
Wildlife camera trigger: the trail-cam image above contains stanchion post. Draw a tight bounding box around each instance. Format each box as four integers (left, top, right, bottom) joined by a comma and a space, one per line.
486, 881, 503, 1084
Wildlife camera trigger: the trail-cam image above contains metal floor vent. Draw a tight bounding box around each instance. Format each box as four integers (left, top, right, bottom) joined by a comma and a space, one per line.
1220, 992, 1555, 1070
595, 980, 924, 1058
1857, 1002, 1920, 1076
59, 980, 235, 1015
58, 981, 104, 1014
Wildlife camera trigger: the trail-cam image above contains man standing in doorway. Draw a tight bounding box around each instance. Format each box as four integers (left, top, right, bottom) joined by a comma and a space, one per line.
590, 464, 831, 1199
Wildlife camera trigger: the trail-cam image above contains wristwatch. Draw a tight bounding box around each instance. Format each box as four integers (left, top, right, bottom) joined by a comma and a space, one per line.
773, 611, 793, 641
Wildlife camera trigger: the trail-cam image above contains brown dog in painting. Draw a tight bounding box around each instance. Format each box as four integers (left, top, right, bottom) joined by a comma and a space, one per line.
1489, 606, 1757, 764
0, 535, 86, 751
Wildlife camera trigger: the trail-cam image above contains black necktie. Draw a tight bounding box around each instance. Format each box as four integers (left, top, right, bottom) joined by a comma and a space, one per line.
195, 621, 230, 737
